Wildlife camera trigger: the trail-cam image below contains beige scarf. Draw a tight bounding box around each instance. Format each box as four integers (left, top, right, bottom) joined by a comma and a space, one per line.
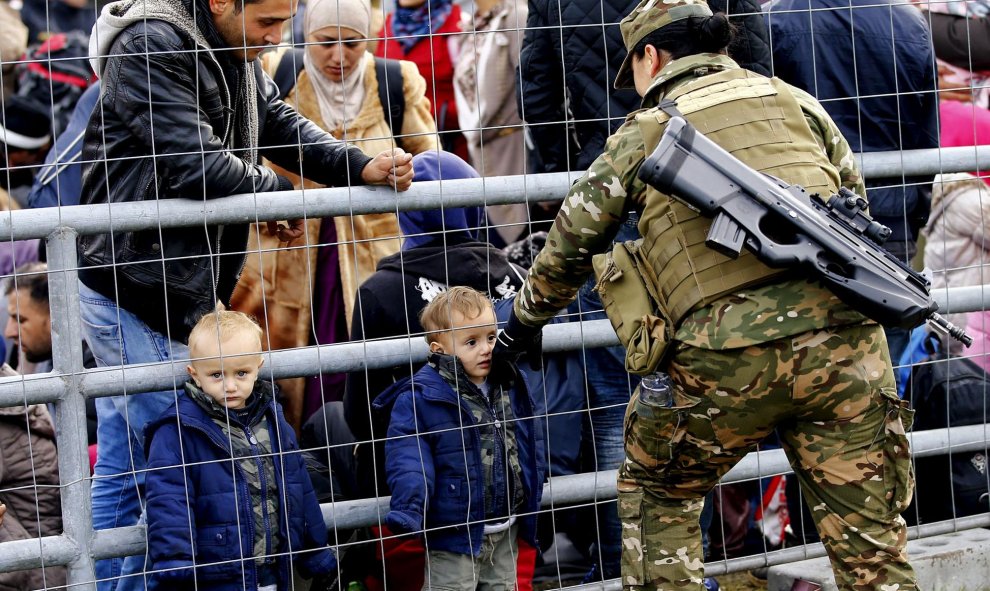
303, 0, 373, 130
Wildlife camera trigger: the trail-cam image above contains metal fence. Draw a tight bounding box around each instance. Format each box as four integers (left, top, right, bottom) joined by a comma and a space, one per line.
0, 146, 989, 590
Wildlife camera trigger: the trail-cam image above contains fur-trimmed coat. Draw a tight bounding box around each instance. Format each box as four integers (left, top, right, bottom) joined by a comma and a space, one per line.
231, 53, 438, 428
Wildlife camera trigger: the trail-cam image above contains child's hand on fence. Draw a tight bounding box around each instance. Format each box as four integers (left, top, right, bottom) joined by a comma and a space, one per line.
0, 502, 6, 526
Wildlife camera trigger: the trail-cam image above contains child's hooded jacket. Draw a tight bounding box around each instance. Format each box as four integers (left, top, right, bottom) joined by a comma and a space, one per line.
144, 380, 336, 590
378, 354, 546, 556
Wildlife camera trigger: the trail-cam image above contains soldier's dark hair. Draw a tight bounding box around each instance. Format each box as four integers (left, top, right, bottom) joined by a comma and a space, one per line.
632, 14, 734, 61
4, 262, 49, 304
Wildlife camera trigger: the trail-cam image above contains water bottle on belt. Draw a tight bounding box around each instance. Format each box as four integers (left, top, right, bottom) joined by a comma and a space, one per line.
640, 371, 674, 407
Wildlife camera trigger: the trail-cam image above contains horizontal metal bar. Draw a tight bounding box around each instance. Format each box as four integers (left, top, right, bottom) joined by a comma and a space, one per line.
718, 423, 990, 482
0, 316, 618, 405
0, 373, 67, 406
0, 172, 578, 241
0, 146, 987, 241
932, 284, 990, 316
0, 535, 77, 572
859, 145, 990, 180
91, 526, 147, 561
2, 424, 983, 573
9, 512, 989, 584
2, 276, 989, 408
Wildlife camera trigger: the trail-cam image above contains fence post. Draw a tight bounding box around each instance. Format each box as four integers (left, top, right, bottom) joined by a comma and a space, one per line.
46, 226, 94, 590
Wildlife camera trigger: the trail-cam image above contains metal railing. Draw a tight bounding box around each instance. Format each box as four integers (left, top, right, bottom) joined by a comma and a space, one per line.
0, 146, 989, 590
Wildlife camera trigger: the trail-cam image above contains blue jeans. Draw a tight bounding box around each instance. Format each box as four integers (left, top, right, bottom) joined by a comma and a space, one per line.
884, 326, 910, 374
571, 214, 642, 579
79, 281, 188, 591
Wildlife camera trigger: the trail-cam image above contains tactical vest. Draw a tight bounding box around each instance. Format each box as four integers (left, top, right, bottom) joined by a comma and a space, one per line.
635, 68, 841, 326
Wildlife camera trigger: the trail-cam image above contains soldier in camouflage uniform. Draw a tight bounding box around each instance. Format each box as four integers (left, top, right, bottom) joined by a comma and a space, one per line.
495, 0, 919, 589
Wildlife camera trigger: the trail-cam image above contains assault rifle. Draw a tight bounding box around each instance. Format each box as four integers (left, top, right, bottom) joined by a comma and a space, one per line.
638, 116, 971, 347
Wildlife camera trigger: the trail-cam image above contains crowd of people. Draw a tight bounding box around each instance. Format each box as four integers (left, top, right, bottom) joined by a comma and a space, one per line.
0, 0, 987, 589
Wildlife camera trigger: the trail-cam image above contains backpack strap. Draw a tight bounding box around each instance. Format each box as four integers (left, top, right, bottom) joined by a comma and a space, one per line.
374, 57, 405, 139
273, 48, 306, 100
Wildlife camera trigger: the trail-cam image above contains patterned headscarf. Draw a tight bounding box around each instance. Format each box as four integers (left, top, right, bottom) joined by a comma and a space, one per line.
392, 0, 453, 52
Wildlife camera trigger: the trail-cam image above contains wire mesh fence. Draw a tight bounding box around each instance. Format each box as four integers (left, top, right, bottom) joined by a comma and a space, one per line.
1, 0, 989, 589
0, 171, 987, 590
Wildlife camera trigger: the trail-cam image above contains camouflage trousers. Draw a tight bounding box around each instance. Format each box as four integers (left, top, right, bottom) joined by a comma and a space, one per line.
617, 323, 917, 590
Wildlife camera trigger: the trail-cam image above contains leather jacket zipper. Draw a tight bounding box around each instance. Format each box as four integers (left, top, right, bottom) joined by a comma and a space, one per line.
215, 226, 224, 290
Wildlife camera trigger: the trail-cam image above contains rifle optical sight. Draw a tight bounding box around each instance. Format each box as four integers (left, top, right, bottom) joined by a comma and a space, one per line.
818, 188, 892, 247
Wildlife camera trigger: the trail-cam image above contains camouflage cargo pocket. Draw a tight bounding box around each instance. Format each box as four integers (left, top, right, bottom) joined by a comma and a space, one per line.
880, 387, 916, 516
616, 485, 648, 586
623, 387, 704, 474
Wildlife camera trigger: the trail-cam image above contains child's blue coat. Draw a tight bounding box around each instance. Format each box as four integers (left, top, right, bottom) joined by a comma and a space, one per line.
377, 361, 547, 556
144, 386, 336, 590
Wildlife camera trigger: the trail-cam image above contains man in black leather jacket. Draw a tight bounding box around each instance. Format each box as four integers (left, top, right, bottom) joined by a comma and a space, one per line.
77, 0, 413, 587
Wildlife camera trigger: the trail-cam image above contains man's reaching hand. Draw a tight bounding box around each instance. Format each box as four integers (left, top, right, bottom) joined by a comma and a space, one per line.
362, 148, 414, 191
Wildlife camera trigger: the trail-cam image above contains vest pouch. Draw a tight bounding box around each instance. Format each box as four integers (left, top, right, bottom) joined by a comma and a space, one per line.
592, 239, 669, 376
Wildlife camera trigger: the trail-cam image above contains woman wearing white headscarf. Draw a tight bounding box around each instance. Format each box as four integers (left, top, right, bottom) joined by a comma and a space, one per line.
289, 0, 439, 157
232, 0, 439, 429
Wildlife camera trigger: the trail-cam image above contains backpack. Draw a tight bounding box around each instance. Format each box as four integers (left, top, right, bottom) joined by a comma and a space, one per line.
905, 339, 990, 523
272, 48, 405, 137
15, 32, 95, 137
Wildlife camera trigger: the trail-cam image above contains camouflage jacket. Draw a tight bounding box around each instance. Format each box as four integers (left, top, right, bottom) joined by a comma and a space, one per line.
514, 53, 869, 348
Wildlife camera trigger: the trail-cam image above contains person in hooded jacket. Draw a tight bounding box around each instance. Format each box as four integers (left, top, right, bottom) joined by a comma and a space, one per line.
341, 150, 533, 591
344, 150, 525, 496
144, 308, 335, 591
381, 286, 545, 591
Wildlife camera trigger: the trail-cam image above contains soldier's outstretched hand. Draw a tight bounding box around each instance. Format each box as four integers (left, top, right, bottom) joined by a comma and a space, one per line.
362, 148, 414, 191
494, 306, 544, 370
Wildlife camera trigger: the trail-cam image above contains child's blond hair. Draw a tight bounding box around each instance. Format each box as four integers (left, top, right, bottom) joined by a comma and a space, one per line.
187, 305, 263, 357
419, 286, 493, 344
